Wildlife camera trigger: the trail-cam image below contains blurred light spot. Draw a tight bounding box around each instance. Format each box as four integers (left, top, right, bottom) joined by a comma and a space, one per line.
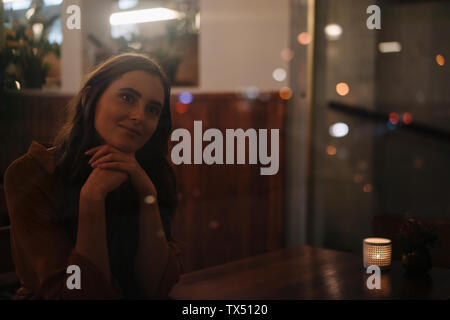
280, 48, 294, 61
436, 54, 445, 66
26, 8, 35, 20
175, 102, 188, 114
387, 120, 397, 130
326, 145, 337, 156
145, 195, 156, 204
118, 0, 138, 10
324, 24, 342, 40
110, 8, 183, 26
209, 220, 220, 229
378, 42, 402, 53
273, 68, 287, 82
245, 86, 259, 100
329, 122, 349, 138
403, 112, 413, 125
177, 193, 183, 201
279, 87, 293, 100
195, 13, 201, 30
336, 82, 349, 96
389, 112, 399, 125
193, 189, 201, 197
179, 91, 193, 104
15, 81, 21, 90
297, 32, 311, 45
363, 184, 373, 193
353, 174, 363, 183
416, 91, 425, 104
32, 23, 44, 39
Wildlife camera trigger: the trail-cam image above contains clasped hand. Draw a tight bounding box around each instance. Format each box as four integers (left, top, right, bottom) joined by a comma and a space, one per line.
85, 144, 157, 198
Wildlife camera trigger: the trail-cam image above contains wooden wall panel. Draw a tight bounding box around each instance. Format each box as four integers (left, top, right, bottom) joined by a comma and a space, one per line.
1, 91, 287, 273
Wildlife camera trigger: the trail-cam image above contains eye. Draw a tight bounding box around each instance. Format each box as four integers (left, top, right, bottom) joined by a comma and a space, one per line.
146, 105, 161, 116
120, 93, 135, 104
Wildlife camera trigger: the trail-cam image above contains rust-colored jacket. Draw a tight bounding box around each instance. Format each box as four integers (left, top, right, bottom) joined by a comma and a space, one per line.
4, 141, 183, 299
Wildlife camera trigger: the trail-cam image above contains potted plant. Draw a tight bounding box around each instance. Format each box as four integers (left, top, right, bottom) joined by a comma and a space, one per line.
400, 218, 438, 274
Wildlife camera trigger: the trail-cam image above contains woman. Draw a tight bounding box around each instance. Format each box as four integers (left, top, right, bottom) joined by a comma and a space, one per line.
3, 53, 183, 299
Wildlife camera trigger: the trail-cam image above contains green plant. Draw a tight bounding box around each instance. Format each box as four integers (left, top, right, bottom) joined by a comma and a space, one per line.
1, 0, 60, 89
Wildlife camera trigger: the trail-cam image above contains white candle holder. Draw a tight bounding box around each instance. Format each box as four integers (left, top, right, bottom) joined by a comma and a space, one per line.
363, 238, 392, 270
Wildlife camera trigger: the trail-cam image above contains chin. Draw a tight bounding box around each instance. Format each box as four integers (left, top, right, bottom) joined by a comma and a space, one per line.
110, 137, 141, 154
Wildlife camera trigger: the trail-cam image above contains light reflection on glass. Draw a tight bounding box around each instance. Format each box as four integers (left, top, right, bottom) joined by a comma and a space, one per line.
324, 24, 342, 40
272, 68, 287, 82
336, 82, 349, 96
329, 122, 349, 138
297, 32, 311, 45
436, 54, 445, 66
279, 87, 293, 100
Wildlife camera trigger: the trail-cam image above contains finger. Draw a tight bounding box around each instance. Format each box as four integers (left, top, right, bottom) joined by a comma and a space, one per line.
91, 153, 128, 167
96, 161, 133, 174
84, 145, 104, 155
88, 145, 114, 164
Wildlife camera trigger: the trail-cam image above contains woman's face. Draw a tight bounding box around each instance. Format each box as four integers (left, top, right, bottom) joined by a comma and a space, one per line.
93, 70, 165, 154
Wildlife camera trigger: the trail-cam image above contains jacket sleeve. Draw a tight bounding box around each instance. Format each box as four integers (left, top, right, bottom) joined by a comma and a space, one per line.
4, 158, 123, 300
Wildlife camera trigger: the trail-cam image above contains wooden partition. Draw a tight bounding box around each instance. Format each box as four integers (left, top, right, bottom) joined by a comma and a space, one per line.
0, 91, 287, 273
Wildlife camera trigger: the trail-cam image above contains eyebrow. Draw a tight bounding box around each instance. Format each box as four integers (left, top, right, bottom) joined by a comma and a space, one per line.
119, 87, 163, 108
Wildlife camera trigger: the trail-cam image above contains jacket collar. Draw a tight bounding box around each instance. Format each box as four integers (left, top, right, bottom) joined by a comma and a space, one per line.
27, 141, 56, 174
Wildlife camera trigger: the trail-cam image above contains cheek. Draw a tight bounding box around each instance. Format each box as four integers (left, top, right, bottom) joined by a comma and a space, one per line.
95, 102, 122, 130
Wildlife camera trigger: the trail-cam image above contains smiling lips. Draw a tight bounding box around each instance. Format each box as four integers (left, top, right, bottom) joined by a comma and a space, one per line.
119, 125, 142, 136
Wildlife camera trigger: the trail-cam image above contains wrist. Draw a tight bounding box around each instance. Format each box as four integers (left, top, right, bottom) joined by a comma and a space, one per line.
80, 185, 107, 201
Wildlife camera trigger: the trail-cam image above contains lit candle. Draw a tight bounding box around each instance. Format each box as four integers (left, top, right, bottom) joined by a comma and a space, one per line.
363, 238, 392, 270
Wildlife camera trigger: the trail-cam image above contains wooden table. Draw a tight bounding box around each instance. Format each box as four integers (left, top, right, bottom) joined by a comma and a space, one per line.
169, 245, 450, 299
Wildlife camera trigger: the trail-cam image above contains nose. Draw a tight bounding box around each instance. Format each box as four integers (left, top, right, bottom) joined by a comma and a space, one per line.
130, 105, 145, 122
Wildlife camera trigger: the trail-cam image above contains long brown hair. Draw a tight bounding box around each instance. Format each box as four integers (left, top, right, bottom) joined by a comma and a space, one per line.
53, 53, 177, 295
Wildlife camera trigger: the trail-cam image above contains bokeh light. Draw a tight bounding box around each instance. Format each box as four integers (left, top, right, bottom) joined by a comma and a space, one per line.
403, 112, 413, 125
179, 91, 193, 104
329, 122, 349, 138
324, 24, 342, 40
297, 32, 311, 45
389, 112, 399, 125
279, 87, 293, 100
378, 42, 402, 53
436, 54, 445, 66
336, 82, 350, 96
326, 145, 337, 156
245, 86, 259, 100
175, 102, 188, 114
272, 68, 287, 82
280, 48, 294, 61
363, 184, 373, 193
